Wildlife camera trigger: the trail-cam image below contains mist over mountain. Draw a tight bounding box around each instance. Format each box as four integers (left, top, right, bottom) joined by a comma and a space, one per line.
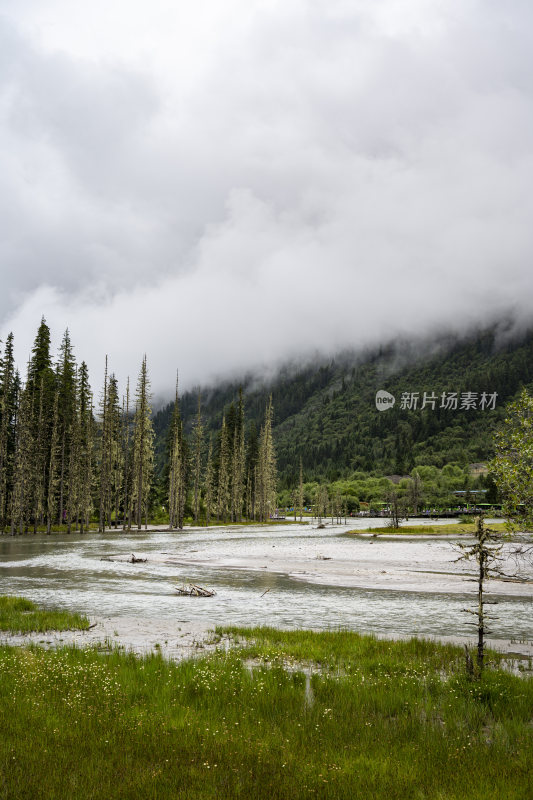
2, 2, 533, 394
153, 324, 533, 485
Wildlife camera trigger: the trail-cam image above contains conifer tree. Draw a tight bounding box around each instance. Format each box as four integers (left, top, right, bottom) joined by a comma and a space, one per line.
56, 330, 77, 527
10, 385, 33, 534
298, 458, 304, 522
32, 378, 47, 532
217, 415, 230, 523
103, 375, 122, 528
77, 361, 95, 533
168, 375, 185, 529
256, 396, 277, 522
27, 318, 56, 530
98, 357, 109, 532
204, 437, 215, 527
0, 333, 16, 531
245, 421, 259, 521
66, 369, 82, 533
131, 356, 154, 530
122, 378, 132, 531
178, 434, 189, 529
192, 394, 203, 525
46, 392, 60, 534
231, 388, 245, 522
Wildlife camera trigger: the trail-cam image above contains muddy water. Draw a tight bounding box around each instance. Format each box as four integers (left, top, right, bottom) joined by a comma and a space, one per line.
1, 519, 532, 655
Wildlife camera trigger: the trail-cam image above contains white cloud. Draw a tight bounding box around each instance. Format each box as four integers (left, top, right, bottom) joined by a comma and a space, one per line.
1, 1, 533, 394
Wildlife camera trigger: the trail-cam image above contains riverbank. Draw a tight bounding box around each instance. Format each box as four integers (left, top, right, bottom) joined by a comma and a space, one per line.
352, 522, 510, 536
3, 613, 533, 660
1, 522, 532, 647
2, 622, 532, 799
0, 594, 89, 633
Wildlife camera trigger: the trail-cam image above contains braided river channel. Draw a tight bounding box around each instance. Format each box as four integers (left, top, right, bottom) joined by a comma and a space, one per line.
1, 519, 532, 658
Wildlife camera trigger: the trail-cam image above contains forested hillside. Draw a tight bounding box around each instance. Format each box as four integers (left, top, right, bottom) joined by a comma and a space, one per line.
154, 327, 533, 487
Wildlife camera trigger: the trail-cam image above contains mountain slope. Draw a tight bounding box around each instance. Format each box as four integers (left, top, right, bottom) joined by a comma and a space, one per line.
153, 327, 533, 486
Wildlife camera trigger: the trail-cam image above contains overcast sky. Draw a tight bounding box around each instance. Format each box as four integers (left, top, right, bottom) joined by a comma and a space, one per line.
1, 0, 533, 395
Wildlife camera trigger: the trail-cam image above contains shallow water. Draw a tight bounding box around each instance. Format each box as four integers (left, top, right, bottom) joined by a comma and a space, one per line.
1, 519, 532, 645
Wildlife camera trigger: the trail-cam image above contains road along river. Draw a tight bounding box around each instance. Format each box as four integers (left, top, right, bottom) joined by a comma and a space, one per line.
1, 519, 532, 660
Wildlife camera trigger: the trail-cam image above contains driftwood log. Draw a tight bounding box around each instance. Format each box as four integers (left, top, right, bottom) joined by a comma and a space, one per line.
130, 553, 147, 563
175, 584, 216, 597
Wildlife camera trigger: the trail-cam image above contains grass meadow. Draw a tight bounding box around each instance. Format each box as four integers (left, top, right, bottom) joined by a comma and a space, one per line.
0, 595, 90, 633
1, 610, 532, 799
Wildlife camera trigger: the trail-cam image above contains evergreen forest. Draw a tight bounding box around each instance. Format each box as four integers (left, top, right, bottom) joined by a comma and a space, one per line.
2, 319, 532, 532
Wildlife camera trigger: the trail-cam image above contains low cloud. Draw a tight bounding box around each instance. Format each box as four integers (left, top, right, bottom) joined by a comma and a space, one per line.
2, 1, 533, 395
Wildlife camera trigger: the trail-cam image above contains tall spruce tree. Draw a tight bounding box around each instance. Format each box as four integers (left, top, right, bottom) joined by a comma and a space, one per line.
56, 330, 77, 527
257, 396, 277, 522
77, 362, 95, 533
298, 458, 304, 522
122, 378, 132, 531
217, 415, 230, 523
131, 356, 154, 530
168, 375, 185, 530
102, 374, 122, 528
32, 378, 47, 532
27, 318, 56, 531
98, 357, 109, 532
10, 385, 33, 534
192, 394, 203, 525
0, 333, 16, 531
66, 368, 81, 533
245, 421, 259, 521
231, 388, 245, 522
46, 392, 60, 534
204, 437, 215, 527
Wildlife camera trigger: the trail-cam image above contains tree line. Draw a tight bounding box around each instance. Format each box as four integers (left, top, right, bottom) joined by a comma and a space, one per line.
0, 319, 277, 534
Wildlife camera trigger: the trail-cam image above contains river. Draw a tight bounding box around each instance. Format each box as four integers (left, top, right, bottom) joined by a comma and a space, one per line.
1, 519, 532, 658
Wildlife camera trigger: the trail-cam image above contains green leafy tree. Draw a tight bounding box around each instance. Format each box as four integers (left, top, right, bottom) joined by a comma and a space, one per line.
489, 388, 533, 531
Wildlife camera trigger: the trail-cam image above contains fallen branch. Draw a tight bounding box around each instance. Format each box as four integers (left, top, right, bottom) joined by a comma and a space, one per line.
175, 584, 216, 597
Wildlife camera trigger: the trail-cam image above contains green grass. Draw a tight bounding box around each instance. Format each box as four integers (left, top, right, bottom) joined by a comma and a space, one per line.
0, 596, 90, 633
1, 627, 532, 799
349, 522, 509, 536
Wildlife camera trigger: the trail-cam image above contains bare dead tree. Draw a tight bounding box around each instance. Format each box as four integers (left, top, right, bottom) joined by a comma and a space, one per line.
455, 516, 503, 677
385, 489, 406, 529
